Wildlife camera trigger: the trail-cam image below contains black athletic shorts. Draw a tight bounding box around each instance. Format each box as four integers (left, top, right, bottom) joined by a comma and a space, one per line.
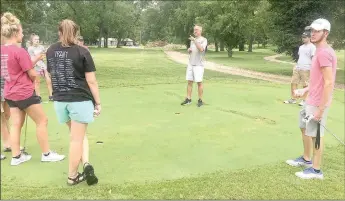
5, 91, 41, 110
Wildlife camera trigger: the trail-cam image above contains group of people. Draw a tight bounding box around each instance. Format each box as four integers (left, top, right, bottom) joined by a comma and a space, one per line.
1, 12, 100, 186
284, 19, 337, 180
0, 11, 338, 188
180, 20, 338, 180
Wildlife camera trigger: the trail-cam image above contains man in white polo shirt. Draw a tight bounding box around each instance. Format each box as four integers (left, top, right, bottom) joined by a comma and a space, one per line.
181, 25, 208, 107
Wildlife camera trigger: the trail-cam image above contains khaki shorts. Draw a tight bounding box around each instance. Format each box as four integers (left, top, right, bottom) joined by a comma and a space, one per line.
186, 64, 204, 83
291, 69, 310, 85
299, 104, 329, 137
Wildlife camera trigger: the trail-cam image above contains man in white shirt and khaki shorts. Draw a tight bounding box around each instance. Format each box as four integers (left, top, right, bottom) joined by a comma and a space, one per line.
284, 32, 316, 106
181, 25, 208, 107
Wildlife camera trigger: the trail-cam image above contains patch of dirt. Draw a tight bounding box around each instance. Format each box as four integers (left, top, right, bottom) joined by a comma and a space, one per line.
263, 54, 296, 65
164, 51, 344, 90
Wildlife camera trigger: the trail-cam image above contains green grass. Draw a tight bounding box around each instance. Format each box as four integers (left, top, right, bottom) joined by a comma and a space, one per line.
276, 55, 295, 63
176, 48, 295, 76
1, 48, 344, 199
177, 48, 344, 84
276, 50, 344, 84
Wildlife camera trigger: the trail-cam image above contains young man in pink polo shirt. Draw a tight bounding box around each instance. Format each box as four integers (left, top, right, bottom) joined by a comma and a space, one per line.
286, 18, 337, 179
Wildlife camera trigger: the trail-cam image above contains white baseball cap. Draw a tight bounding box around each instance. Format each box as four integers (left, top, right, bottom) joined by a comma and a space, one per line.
310, 18, 331, 32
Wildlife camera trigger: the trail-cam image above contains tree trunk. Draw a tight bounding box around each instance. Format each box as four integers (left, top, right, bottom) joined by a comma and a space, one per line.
239, 43, 245, 51
263, 38, 267, 48
98, 36, 102, 48
215, 40, 219, 52
186, 40, 190, 49
98, 25, 103, 48
220, 40, 225, 51
104, 34, 108, 48
116, 37, 121, 48
238, 35, 245, 51
248, 34, 254, 52
227, 46, 233, 57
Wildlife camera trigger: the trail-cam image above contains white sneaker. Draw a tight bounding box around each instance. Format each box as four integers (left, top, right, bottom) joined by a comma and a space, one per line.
286, 156, 312, 167
284, 99, 297, 104
295, 167, 324, 180
299, 100, 305, 106
1, 154, 6, 160
11, 153, 32, 166
41, 151, 65, 162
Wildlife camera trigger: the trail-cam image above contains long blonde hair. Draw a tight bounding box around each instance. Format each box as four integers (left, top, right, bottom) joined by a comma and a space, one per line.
58, 19, 79, 47
1, 12, 21, 39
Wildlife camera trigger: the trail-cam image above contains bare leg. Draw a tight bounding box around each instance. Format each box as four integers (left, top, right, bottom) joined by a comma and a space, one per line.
312, 137, 324, 170
44, 69, 53, 97
68, 120, 87, 178
35, 76, 41, 97
25, 104, 49, 153
9, 108, 26, 157
187, 81, 193, 99
197, 82, 203, 100
301, 128, 312, 161
66, 121, 89, 165
1, 102, 11, 148
291, 83, 298, 99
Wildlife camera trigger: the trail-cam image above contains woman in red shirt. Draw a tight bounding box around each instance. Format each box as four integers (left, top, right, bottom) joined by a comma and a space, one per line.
1, 12, 65, 165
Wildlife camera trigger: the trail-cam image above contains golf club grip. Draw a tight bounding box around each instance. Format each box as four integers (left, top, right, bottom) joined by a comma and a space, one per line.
315, 122, 321, 150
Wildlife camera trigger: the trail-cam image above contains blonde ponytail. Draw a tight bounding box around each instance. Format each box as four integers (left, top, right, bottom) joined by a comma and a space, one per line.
1, 12, 21, 38
58, 19, 79, 47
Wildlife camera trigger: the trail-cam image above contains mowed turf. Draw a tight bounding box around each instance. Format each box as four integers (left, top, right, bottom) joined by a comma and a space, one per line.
177, 48, 345, 84
1, 48, 344, 199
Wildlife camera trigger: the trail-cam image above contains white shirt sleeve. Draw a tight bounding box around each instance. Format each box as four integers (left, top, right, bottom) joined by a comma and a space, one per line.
27, 47, 35, 58
311, 44, 316, 57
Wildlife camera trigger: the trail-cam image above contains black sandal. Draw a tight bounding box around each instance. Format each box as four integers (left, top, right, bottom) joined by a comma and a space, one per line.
83, 163, 98, 186
67, 172, 85, 186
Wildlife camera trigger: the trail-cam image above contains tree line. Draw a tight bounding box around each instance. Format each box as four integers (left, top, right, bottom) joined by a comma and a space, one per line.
1, 0, 344, 59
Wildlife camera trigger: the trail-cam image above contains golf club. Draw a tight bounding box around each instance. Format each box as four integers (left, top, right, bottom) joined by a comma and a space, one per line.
321, 123, 345, 146
304, 115, 345, 147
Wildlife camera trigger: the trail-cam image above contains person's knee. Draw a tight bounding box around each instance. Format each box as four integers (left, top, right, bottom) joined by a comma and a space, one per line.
4, 113, 10, 120
70, 130, 86, 142
35, 78, 40, 85
36, 115, 48, 127
4, 109, 10, 120
45, 76, 52, 84
188, 81, 193, 86
12, 119, 24, 129
197, 82, 203, 87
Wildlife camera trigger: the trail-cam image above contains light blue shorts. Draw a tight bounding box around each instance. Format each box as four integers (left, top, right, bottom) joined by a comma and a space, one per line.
54, 101, 94, 124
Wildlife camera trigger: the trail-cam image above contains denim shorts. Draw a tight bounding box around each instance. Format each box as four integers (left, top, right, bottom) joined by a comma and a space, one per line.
54, 101, 94, 124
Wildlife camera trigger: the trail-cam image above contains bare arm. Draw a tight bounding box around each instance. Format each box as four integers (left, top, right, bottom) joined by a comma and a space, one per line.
193, 41, 204, 52
31, 54, 44, 66
85, 72, 101, 105
318, 67, 334, 111
26, 68, 37, 82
